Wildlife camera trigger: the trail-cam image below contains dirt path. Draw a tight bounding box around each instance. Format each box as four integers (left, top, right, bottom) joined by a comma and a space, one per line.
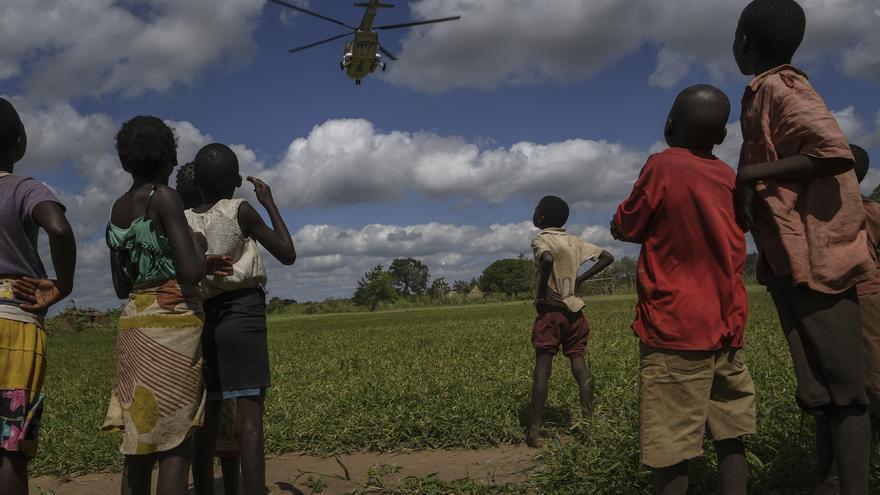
30, 446, 535, 494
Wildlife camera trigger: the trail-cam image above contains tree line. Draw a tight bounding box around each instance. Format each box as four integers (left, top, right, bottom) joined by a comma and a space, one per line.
351, 252, 762, 310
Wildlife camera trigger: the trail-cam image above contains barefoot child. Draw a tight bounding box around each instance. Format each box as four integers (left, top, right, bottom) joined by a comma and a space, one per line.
187, 143, 296, 495
612, 84, 756, 495
0, 98, 77, 495
176, 161, 242, 495
527, 195, 614, 448
733, 1, 873, 492
104, 116, 217, 495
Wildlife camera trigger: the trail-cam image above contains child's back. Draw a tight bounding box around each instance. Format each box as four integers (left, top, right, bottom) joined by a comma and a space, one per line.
185, 199, 266, 300
616, 147, 747, 349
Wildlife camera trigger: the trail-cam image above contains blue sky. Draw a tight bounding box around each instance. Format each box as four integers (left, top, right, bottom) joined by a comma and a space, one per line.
2, 0, 879, 309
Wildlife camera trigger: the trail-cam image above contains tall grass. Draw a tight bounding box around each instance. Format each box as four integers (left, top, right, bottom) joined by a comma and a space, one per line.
34, 292, 879, 493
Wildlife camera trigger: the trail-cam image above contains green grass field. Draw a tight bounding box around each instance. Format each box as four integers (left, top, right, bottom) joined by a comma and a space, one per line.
34, 291, 879, 493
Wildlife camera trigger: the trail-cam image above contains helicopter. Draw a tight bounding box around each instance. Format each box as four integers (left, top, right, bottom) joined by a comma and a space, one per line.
267, 0, 460, 85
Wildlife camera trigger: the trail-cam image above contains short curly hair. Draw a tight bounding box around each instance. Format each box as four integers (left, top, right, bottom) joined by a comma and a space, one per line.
175, 162, 202, 209
0, 98, 24, 156
852, 144, 870, 184
115, 116, 178, 176
738, 0, 806, 63
193, 143, 240, 195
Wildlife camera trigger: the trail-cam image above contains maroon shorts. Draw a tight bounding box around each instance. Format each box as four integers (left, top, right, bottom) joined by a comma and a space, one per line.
532, 307, 590, 358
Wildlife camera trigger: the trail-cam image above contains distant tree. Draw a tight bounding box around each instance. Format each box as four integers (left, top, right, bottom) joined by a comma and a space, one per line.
353, 264, 398, 310
428, 277, 451, 298
267, 297, 298, 315
871, 183, 880, 203
480, 258, 535, 296
389, 258, 430, 296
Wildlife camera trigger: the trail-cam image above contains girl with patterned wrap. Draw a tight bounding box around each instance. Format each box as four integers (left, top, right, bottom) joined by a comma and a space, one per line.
0, 98, 77, 495
104, 116, 231, 495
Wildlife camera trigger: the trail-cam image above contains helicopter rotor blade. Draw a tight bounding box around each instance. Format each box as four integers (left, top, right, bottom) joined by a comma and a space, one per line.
288, 32, 355, 54
267, 0, 358, 30
379, 46, 398, 61
374, 16, 461, 31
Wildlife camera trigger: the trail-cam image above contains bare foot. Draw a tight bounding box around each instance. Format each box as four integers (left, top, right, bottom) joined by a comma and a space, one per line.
525, 428, 543, 449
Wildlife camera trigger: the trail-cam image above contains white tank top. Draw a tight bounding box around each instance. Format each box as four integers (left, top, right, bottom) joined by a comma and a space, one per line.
185, 199, 267, 300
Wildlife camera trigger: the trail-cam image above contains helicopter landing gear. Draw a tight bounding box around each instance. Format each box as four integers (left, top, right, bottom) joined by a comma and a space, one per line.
381, 63, 387, 72
340, 62, 344, 71
355, 79, 362, 86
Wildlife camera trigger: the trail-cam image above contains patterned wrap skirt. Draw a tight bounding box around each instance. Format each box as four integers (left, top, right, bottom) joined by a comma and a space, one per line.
0, 318, 46, 458
102, 280, 206, 455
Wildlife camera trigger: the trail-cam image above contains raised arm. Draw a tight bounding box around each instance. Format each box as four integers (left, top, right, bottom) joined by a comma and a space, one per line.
575, 250, 614, 291
154, 186, 206, 286
239, 177, 296, 265
12, 202, 77, 312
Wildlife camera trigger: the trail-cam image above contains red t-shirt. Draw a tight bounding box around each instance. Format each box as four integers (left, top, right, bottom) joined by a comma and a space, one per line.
613, 147, 748, 351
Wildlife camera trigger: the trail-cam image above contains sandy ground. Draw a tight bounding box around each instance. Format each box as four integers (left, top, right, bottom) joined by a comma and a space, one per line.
29, 445, 534, 494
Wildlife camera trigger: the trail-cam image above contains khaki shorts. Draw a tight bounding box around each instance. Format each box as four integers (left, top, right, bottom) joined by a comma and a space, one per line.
639, 343, 757, 469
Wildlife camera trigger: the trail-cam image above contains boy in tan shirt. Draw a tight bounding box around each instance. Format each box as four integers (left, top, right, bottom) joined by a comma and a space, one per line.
527, 195, 614, 448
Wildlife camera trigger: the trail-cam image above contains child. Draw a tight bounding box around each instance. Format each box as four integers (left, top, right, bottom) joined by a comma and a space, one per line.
612, 84, 756, 495
186, 143, 296, 495
733, 1, 873, 492
852, 145, 880, 420
0, 98, 76, 495
104, 116, 218, 495
176, 161, 242, 495
527, 195, 614, 448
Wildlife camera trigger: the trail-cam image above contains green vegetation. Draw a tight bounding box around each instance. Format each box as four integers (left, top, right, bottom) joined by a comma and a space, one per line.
479, 258, 535, 296
35, 291, 879, 493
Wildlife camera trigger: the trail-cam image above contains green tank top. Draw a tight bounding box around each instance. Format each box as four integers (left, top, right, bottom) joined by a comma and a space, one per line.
106, 186, 177, 288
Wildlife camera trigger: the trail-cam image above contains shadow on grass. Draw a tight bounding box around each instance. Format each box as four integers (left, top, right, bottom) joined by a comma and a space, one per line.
516, 402, 573, 429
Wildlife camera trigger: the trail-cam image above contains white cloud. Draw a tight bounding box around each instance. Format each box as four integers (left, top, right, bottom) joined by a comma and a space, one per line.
385, 0, 880, 92
1, 0, 264, 102
262, 119, 646, 208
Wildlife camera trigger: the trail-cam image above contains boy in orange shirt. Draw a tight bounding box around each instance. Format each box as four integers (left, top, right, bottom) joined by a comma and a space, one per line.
733, 1, 873, 492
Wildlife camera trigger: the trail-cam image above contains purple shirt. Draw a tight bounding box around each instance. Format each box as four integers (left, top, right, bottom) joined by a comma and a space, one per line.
0, 173, 64, 282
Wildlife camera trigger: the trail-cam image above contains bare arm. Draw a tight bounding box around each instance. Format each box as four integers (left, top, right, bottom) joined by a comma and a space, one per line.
153, 186, 205, 286
738, 155, 853, 184
239, 177, 296, 265
11, 201, 77, 312
536, 251, 553, 300
575, 250, 614, 291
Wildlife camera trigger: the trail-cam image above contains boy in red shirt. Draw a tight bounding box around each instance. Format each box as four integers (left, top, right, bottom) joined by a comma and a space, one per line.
733, 1, 873, 492
612, 84, 755, 495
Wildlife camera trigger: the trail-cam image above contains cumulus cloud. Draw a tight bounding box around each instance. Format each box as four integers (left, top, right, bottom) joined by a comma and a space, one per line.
386, 0, 880, 92
261, 119, 646, 208
0, 0, 264, 101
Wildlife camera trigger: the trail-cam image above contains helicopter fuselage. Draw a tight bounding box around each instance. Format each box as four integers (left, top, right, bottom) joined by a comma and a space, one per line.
342, 31, 382, 80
